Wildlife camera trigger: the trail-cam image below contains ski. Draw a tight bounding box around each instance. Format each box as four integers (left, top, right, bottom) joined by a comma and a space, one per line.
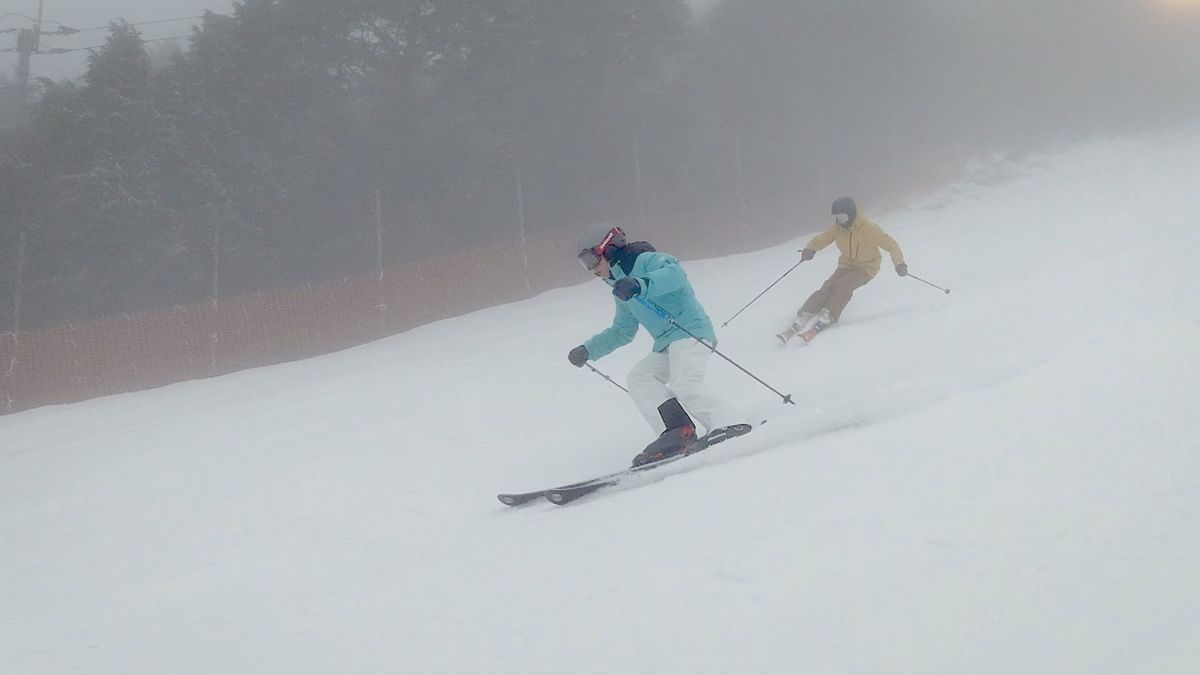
778, 316, 832, 346
541, 449, 696, 505
497, 475, 600, 507
497, 449, 694, 507
542, 423, 753, 506
496, 490, 553, 507
497, 424, 753, 508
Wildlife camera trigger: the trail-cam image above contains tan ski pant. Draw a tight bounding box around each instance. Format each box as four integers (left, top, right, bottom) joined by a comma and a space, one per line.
799, 267, 874, 322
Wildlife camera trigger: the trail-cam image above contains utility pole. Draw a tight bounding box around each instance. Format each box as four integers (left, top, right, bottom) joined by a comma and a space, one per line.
15, 28, 34, 97
35, 0, 44, 50
12, 2, 44, 99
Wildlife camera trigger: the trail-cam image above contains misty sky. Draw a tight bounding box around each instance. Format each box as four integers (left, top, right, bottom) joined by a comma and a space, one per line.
3, 0, 720, 81
2, 0, 234, 81
2, 0, 1197, 330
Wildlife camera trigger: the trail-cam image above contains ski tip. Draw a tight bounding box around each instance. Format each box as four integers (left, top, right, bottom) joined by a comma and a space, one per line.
498, 493, 543, 506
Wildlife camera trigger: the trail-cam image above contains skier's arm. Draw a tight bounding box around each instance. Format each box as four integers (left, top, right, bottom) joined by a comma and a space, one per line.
806, 225, 837, 252
583, 299, 639, 360
633, 253, 689, 299
874, 223, 905, 266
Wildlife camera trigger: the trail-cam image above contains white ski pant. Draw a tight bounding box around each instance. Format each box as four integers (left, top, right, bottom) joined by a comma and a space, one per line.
627, 339, 737, 434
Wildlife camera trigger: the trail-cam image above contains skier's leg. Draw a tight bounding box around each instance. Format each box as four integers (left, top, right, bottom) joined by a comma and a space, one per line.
656, 397, 695, 430
665, 339, 741, 433
825, 268, 874, 321
780, 276, 836, 341
630, 396, 701, 466
626, 350, 672, 432
798, 275, 837, 315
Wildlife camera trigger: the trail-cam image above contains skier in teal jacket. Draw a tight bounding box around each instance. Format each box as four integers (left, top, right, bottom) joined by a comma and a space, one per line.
568, 224, 743, 465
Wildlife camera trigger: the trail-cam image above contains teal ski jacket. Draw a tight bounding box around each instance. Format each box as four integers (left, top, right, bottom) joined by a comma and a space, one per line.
584, 250, 717, 360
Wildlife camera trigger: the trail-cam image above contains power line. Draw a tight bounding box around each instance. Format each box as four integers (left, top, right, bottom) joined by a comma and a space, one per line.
32, 34, 195, 55
0, 12, 41, 24
4, 7, 235, 91
73, 15, 231, 33
3, 13, 232, 37
3, 25, 80, 37
0, 16, 70, 30
4, 11, 236, 55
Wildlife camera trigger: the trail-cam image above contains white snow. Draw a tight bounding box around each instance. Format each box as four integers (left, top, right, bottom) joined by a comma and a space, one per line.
3, 130, 1200, 675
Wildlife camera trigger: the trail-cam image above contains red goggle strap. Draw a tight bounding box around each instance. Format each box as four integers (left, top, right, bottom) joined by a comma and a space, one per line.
595, 228, 618, 255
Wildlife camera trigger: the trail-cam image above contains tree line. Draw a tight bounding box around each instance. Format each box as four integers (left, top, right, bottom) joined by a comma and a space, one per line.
2, 0, 1196, 330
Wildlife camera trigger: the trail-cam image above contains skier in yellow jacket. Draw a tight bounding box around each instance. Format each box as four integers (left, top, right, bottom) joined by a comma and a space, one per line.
778, 197, 906, 344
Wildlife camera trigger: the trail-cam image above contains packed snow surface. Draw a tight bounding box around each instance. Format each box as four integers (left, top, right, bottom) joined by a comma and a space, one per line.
3, 131, 1199, 674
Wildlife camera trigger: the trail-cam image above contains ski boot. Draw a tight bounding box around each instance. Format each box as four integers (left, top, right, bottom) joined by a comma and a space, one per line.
777, 311, 815, 345
631, 424, 698, 467
797, 308, 835, 344
631, 398, 699, 467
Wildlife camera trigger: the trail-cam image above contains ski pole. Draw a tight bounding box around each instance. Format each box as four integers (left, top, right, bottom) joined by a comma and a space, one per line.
586, 362, 629, 393
636, 297, 795, 406
908, 272, 950, 294
721, 258, 807, 327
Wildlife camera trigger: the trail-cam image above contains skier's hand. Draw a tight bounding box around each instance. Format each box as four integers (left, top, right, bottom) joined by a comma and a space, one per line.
800, 248, 816, 261
612, 277, 642, 301
568, 345, 589, 367
895, 263, 908, 277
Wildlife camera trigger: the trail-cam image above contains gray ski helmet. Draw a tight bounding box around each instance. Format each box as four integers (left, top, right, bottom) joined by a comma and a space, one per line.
576, 223, 626, 269
831, 197, 857, 226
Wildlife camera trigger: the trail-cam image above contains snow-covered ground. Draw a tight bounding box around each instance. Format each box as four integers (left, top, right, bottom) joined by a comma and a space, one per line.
3, 130, 1199, 675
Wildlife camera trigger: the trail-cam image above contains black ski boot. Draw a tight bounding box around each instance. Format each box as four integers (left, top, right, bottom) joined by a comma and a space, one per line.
631, 398, 699, 467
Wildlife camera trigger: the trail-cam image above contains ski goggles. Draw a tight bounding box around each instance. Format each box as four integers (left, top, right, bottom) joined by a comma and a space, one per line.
578, 226, 625, 270
578, 247, 605, 271
834, 212, 852, 226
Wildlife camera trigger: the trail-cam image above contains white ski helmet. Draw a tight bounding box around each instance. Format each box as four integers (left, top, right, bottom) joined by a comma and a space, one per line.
576, 223, 626, 269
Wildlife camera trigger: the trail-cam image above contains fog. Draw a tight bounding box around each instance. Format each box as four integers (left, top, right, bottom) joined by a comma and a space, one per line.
1, 1, 231, 81
1, 0, 1198, 330
4, 127, 1200, 669
695, 0, 1200, 191
3, 0, 710, 80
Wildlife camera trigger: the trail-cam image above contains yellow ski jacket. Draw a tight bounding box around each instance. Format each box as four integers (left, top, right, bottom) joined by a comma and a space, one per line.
806, 214, 905, 279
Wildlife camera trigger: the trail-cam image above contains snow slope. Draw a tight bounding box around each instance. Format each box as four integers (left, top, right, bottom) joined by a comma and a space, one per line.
3, 131, 1199, 675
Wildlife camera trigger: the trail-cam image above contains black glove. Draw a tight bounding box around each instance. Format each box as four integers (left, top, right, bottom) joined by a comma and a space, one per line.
612, 276, 641, 301
568, 345, 589, 367
896, 263, 908, 277
800, 248, 816, 261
